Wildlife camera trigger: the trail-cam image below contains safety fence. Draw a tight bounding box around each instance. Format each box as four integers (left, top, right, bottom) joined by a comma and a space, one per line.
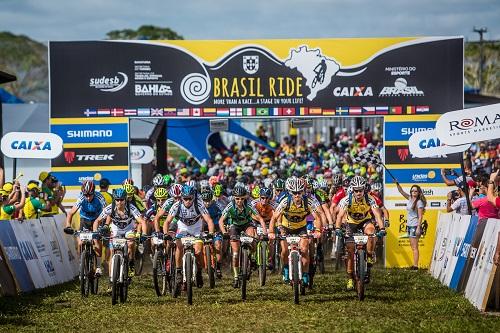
0, 215, 78, 296
430, 212, 500, 311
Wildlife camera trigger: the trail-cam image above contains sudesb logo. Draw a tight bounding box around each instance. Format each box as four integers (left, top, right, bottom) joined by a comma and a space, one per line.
397, 148, 409, 161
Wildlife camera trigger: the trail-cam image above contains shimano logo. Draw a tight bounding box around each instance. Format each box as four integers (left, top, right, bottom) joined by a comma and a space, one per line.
379, 78, 424, 97
76, 154, 114, 161
11, 140, 51, 151
333, 86, 373, 97
401, 127, 434, 136
67, 130, 113, 138
89, 72, 128, 92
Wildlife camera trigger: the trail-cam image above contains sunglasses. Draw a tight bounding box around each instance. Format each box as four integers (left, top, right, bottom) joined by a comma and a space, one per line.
156, 199, 166, 203
353, 189, 364, 193
115, 198, 125, 202
291, 191, 302, 196
84, 194, 94, 198
275, 189, 283, 192
234, 197, 245, 201
182, 197, 194, 201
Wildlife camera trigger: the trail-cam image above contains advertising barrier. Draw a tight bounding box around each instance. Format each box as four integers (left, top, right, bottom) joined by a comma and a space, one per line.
430, 213, 499, 311
0, 215, 78, 294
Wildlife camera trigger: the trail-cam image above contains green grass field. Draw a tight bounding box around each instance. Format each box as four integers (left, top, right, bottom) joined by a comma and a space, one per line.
1, 267, 499, 332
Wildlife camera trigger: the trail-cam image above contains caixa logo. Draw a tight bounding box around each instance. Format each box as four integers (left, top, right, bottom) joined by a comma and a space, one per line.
1, 132, 63, 159
89, 72, 128, 92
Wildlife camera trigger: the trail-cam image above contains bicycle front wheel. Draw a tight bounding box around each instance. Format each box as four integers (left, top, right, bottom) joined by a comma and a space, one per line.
291, 251, 300, 304
356, 250, 366, 301
185, 253, 193, 305
241, 248, 249, 300
205, 245, 215, 289
258, 241, 267, 287
152, 249, 163, 297
111, 255, 120, 305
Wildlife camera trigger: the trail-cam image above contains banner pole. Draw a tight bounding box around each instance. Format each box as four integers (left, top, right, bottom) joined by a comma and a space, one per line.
459, 151, 472, 215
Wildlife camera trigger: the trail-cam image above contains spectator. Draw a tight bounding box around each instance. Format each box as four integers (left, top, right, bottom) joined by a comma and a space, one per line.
99, 178, 112, 206
396, 182, 427, 269
471, 178, 498, 219
21, 182, 51, 219
446, 184, 469, 215
0, 182, 25, 220
39, 171, 66, 216
487, 170, 500, 209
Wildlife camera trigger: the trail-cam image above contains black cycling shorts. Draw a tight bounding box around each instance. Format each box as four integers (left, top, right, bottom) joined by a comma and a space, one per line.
281, 226, 308, 236
79, 218, 94, 231
229, 223, 254, 240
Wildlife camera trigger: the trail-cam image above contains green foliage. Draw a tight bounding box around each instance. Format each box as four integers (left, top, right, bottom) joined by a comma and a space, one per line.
106, 25, 183, 40
0, 268, 499, 332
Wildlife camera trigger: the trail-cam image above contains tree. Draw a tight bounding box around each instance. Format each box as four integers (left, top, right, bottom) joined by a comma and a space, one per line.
106, 25, 183, 40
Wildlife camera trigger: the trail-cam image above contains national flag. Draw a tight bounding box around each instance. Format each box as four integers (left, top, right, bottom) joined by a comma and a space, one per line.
309, 108, 322, 115
217, 108, 230, 117
406, 106, 416, 114
376, 106, 389, 115
256, 108, 269, 116
242, 108, 255, 116
137, 108, 150, 117
336, 107, 349, 115
299, 107, 309, 116
349, 107, 362, 115
272, 107, 282, 116
163, 108, 177, 116
230, 108, 243, 116
416, 105, 430, 113
362, 107, 375, 115
97, 108, 110, 116
83, 108, 97, 117
177, 108, 190, 116
191, 108, 202, 117
203, 108, 217, 117
150, 108, 163, 116
282, 107, 296, 116
124, 109, 137, 116
389, 106, 402, 115
322, 109, 335, 116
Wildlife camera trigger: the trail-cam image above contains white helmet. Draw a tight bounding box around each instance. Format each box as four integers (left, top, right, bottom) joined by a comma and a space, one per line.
285, 176, 305, 192
371, 182, 383, 192
350, 176, 366, 190
152, 174, 165, 187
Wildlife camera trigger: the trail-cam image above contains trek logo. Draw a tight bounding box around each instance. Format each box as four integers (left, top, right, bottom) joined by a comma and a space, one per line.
11, 140, 51, 151
66, 130, 113, 138
89, 72, 128, 92
379, 78, 424, 97
397, 148, 409, 161
64, 151, 76, 164
333, 86, 373, 97
64, 152, 114, 164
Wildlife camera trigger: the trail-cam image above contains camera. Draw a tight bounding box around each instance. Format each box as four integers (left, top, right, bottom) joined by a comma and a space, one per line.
444, 169, 457, 176
450, 190, 460, 200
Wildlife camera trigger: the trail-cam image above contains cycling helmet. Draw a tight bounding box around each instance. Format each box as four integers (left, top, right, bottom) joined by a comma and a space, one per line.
342, 176, 351, 188
181, 185, 196, 198
163, 174, 173, 186
332, 174, 342, 187
371, 182, 383, 192
304, 176, 314, 189
259, 187, 272, 198
200, 191, 213, 201
123, 184, 136, 197
273, 178, 285, 190
350, 176, 366, 190
285, 176, 305, 192
312, 179, 320, 190
213, 184, 223, 197
123, 178, 134, 185
186, 180, 196, 188
81, 180, 95, 195
232, 185, 247, 197
113, 188, 126, 200
318, 179, 328, 191
154, 187, 168, 200
152, 174, 165, 187
169, 183, 183, 198
251, 185, 261, 199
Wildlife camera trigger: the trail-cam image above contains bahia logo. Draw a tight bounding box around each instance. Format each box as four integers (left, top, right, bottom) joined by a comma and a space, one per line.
379, 78, 424, 97
89, 72, 128, 92
333, 86, 373, 97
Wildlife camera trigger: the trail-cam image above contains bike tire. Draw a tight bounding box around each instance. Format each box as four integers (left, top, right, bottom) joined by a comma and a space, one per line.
88, 252, 96, 295
259, 241, 267, 287
205, 245, 215, 289
80, 250, 88, 297
357, 249, 366, 301
111, 255, 120, 305
135, 245, 144, 276
161, 253, 168, 296
274, 240, 281, 273
291, 251, 300, 304
335, 236, 343, 271
186, 253, 193, 305
241, 248, 248, 300
308, 242, 315, 289
120, 258, 128, 303
170, 246, 179, 298
152, 249, 163, 297
317, 239, 325, 274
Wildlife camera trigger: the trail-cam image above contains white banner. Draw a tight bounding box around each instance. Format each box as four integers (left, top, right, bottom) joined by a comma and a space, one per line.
408, 129, 470, 158
0, 131, 63, 159
52, 214, 79, 277
130, 145, 155, 164
441, 214, 471, 286
435, 103, 500, 145
430, 212, 452, 278
40, 217, 74, 282
9, 220, 50, 288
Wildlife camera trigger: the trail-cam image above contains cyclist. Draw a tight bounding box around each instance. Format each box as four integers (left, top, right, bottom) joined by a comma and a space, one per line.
157, 185, 215, 289
269, 176, 322, 286
145, 174, 167, 209
335, 176, 385, 290
213, 183, 229, 210
370, 182, 390, 227
330, 175, 349, 222
124, 183, 146, 234
64, 181, 106, 274
145, 187, 169, 250
219, 185, 267, 288
251, 187, 275, 269
273, 178, 287, 205
98, 188, 147, 277
200, 190, 223, 278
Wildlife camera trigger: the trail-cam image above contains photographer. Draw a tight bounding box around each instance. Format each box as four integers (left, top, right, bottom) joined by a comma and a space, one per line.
39, 171, 67, 217
446, 184, 468, 215
441, 166, 474, 187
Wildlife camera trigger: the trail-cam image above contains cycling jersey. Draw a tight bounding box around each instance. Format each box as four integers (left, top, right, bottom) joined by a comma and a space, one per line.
275, 195, 320, 230
251, 199, 275, 224
221, 201, 257, 226
74, 192, 106, 221
338, 194, 378, 225
100, 203, 141, 229
131, 194, 146, 214
168, 200, 208, 226
23, 196, 46, 219
369, 191, 384, 208
145, 187, 156, 209
206, 202, 222, 225
145, 203, 168, 228
314, 188, 329, 205
331, 188, 347, 206
100, 191, 113, 206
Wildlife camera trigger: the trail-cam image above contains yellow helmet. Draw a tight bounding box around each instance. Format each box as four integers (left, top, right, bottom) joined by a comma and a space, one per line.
123, 184, 135, 197
39, 171, 49, 182
261, 167, 269, 176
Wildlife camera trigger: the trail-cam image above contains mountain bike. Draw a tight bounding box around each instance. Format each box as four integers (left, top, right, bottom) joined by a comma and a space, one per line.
255, 226, 268, 287
134, 238, 145, 276
177, 234, 203, 305
151, 234, 170, 296
74, 230, 100, 297
108, 234, 133, 305
333, 233, 345, 271
279, 234, 308, 304
347, 232, 375, 301
237, 233, 256, 300
201, 232, 216, 289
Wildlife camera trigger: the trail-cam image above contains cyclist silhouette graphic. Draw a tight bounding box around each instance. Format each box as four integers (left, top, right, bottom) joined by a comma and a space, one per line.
312, 59, 327, 88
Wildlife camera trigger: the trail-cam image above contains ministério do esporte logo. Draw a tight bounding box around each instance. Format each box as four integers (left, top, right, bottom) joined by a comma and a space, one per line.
89, 72, 128, 92
379, 78, 424, 97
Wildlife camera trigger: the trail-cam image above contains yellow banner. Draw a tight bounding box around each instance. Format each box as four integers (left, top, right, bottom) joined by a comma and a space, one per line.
385, 209, 440, 268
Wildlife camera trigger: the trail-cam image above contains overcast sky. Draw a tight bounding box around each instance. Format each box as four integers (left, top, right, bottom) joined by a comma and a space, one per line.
1, 0, 499, 42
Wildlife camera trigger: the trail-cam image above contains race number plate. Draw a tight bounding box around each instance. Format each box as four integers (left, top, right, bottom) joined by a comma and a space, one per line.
112, 238, 127, 248
240, 236, 254, 244
79, 233, 93, 241
152, 237, 163, 246
256, 226, 264, 235
353, 235, 369, 244
286, 236, 301, 244
181, 237, 196, 246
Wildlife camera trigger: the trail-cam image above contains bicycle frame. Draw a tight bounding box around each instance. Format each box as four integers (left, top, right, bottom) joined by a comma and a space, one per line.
180, 236, 198, 283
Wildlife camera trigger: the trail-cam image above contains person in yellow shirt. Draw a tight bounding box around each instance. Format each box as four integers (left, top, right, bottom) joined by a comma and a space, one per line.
39, 171, 66, 216
0, 184, 25, 220
99, 178, 112, 206
22, 182, 52, 219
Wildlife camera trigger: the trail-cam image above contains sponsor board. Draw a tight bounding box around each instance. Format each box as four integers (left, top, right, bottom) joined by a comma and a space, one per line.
384, 168, 460, 184
385, 145, 458, 165
53, 147, 129, 167
50, 170, 129, 187
1, 132, 63, 159
384, 121, 437, 141
49, 37, 463, 118
130, 145, 155, 164
385, 209, 438, 268
435, 103, 500, 145
50, 123, 128, 143
408, 129, 471, 158
449, 216, 478, 290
